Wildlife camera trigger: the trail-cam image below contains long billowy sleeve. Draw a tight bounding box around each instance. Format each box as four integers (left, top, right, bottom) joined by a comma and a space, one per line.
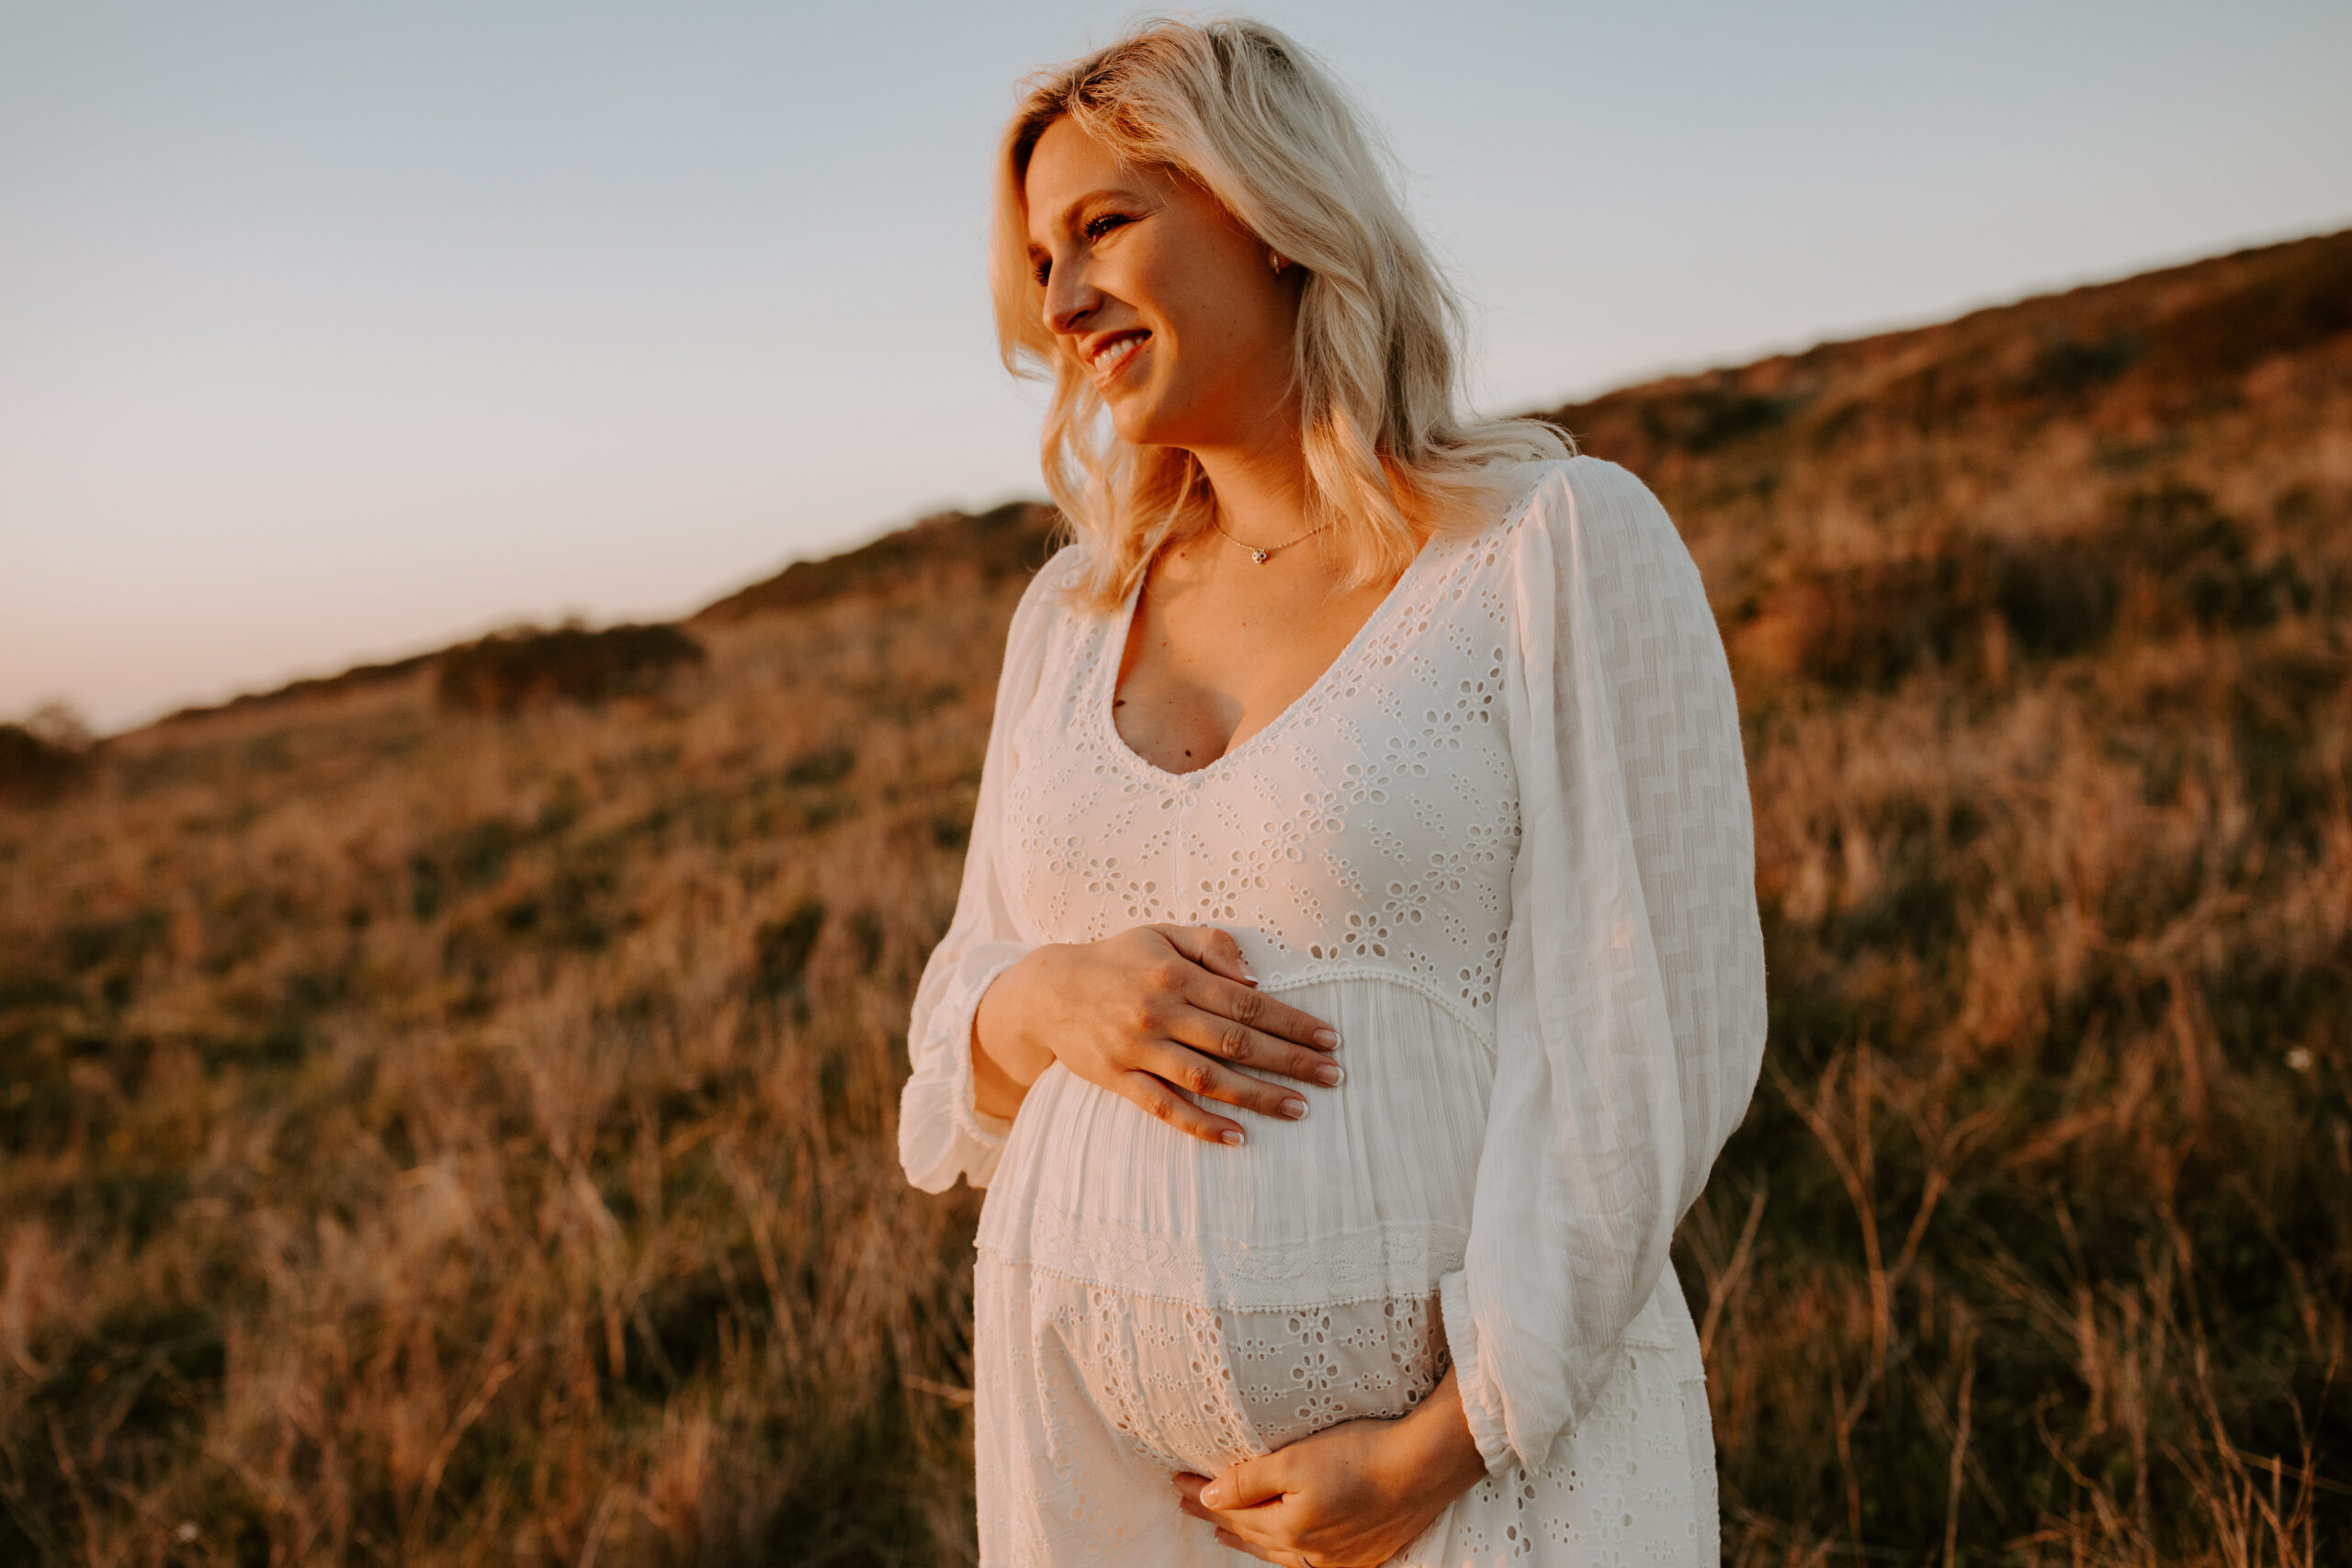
1438, 457, 1767, 1473
896, 557, 1065, 1194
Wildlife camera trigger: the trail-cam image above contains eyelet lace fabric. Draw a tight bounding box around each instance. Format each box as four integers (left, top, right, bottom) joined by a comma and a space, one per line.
901, 458, 1768, 1565
975, 1258, 1716, 1566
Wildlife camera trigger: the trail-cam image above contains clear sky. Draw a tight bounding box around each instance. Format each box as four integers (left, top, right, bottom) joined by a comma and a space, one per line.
5, 1, 2347, 732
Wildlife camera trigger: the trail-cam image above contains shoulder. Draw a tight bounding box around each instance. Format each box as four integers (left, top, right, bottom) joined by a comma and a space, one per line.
1005, 540, 1094, 635
1487, 456, 1699, 597
997, 539, 1118, 687
1023, 538, 1091, 602
1492, 466, 1741, 737
1508, 457, 1680, 552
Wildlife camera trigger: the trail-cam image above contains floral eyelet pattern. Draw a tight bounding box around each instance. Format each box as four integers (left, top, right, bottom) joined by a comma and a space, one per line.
1001, 485, 1532, 1032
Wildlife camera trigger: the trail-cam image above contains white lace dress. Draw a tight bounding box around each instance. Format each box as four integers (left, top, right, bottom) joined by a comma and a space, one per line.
899, 457, 1767, 1566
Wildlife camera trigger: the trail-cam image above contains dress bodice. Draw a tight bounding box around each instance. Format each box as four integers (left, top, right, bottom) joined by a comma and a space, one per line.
998, 513, 1527, 1041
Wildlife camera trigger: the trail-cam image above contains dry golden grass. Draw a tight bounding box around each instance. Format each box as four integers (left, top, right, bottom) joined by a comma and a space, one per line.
2, 231, 2347, 1563
1, 581, 1021, 1564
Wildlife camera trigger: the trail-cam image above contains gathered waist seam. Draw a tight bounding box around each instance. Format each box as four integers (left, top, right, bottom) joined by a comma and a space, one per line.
976, 1238, 1701, 1354
1244, 963, 1498, 1051
976, 1244, 1442, 1313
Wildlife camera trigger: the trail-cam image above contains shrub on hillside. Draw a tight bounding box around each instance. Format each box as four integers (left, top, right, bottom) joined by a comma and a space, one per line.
1732, 481, 2322, 691
696, 500, 1060, 624
0, 705, 96, 807
434, 623, 706, 716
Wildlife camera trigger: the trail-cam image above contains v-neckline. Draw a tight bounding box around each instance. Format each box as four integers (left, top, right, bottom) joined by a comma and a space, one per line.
1099, 535, 1441, 784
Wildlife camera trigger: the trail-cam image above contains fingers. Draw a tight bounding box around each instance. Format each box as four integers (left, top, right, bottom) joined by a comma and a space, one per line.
1139, 1043, 1312, 1125
1174, 1472, 1293, 1562
1158, 923, 1258, 987
1202, 1453, 1287, 1510
1148, 926, 1341, 1052
1167, 1002, 1345, 1090
1189, 968, 1342, 1053
1118, 1071, 1248, 1147
1170, 1466, 1307, 1561
1106, 925, 1346, 1146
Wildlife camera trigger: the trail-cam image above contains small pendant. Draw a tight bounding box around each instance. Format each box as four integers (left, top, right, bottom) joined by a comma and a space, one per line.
1250, 547, 1271, 564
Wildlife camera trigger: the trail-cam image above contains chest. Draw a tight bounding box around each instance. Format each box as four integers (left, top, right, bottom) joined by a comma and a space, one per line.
1110, 560, 1399, 776
999, 532, 1527, 1021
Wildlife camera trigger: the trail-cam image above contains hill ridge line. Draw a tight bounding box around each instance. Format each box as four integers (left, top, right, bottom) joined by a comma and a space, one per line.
137, 223, 2351, 734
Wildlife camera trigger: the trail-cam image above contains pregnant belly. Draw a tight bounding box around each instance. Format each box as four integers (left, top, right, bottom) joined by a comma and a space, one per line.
975, 976, 1496, 1467
978, 1250, 1453, 1476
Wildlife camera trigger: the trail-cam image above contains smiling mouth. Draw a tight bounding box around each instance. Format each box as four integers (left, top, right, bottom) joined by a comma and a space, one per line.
1087, 332, 1149, 383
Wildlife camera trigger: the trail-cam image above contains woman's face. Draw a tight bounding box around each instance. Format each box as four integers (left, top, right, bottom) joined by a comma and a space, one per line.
1023, 116, 1299, 453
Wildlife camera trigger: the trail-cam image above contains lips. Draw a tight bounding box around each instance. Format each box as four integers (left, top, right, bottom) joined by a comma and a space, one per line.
1084, 330, 1150, 384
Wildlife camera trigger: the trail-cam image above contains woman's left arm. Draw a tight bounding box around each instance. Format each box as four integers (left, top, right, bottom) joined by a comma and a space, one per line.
1182, 458, 1768, 1558
1440, 456, 1767, 1474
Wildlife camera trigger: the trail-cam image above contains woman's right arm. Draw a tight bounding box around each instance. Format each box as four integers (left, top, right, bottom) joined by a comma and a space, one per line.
899, 558, 1342, 1194
897, 563, 1065, 1194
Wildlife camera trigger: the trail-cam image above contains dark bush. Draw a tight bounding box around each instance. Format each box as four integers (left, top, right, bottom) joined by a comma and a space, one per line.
697, 500, 1061, 623
752, 901, 827, 1004
1638, 386, 1798, 454
2115, 482, 2309, 630
1776, 557, 1980, 690
0, 724, 92, 807
782, 747, 856, 787
2148, 235, 2352, 380
2023, 332, 2145, 398
435, 624, 705, 716
1995, 540, 2119, 656
153, 651, 433, 728
1758, 488, 2314, 692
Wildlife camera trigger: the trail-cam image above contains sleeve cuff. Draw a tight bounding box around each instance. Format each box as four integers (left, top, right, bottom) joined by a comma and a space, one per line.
898, 943, 1030, 1192
1438, 1268, 1513, 1474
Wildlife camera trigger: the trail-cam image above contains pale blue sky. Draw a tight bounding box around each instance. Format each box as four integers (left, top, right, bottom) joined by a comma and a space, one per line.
4, 1, 2346, 730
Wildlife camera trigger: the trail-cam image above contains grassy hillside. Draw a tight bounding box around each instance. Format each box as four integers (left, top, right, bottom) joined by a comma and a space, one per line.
3, 230, 2347, 1564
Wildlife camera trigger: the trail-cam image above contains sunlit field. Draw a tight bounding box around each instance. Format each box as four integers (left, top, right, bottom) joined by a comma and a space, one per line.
3, 231, 2346, 1564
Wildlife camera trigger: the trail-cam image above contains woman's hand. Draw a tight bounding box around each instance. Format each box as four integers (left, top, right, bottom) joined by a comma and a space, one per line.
1172, 1370, 1488, 1566
971, 924, 1342, 1143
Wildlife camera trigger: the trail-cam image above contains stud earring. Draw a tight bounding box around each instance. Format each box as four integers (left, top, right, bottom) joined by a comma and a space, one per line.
1269, 253, 1289, 273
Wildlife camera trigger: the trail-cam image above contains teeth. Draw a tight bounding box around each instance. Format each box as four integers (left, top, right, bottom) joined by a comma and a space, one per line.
1091, 335, 1145, 377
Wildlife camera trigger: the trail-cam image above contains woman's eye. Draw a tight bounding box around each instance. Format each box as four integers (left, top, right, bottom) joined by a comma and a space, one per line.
1084, 214, 1129, 242
1032, 258, 1051, 287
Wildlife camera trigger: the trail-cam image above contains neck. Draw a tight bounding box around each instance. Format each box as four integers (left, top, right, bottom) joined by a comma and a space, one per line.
1185, 405, 1310, 548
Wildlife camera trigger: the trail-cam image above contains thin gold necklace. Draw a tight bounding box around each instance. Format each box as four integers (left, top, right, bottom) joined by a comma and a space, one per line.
1210, 516, 1332, 565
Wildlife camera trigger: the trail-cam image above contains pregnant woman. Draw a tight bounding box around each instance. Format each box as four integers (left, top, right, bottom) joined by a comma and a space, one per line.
899, 18, 1765, 1565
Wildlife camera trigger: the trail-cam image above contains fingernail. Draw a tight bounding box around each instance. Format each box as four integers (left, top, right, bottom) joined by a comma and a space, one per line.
1201, 1482, 1226, 1507
1315, 1063, 1344, 1087
1314, 1029, 1341, 1049
1220, 1129, 1246, 1146
1282, 1096, 1308, 1119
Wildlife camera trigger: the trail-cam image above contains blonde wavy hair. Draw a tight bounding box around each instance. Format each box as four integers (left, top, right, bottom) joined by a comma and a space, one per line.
991, 16, 1572, 609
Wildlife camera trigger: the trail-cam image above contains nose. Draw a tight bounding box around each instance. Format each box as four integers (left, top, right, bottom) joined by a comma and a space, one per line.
1042, 256, 1099, 337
